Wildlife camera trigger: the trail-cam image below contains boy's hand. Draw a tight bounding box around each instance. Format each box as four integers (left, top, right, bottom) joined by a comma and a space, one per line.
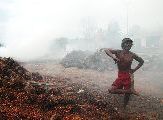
113, 57, 120, 64
129, 69, 135, 74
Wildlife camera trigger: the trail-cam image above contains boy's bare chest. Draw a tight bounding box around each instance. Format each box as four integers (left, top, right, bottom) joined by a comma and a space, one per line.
118, 52, 133, 63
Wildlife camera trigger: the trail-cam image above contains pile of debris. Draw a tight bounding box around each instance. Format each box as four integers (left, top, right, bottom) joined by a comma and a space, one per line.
84, 51, 116, 71
61, 50, 116, 71
60, 50, 91, 69
61, 50, 163, 72
0, 57, 123, 119
1, 57, 161, 119
0, 57, 43, 81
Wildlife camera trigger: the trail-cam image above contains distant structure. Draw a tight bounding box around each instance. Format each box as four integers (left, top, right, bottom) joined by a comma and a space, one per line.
94, 29, 105, 49
0, 43, 4, 47
145, 35, 160, 48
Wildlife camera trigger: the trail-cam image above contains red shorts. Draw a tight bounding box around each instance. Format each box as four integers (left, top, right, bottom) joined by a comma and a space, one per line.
112, 71, 131, 90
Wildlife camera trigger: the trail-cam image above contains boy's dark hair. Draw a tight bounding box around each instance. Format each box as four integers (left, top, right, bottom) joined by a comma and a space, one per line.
121, 38, 133, 48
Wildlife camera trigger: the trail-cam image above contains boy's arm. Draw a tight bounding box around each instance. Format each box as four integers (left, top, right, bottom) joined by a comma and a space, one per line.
132, 54, 144, 73
100, 48, 120, 63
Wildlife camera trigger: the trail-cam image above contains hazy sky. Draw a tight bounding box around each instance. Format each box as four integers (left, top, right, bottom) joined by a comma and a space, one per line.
0, 0, 163, 60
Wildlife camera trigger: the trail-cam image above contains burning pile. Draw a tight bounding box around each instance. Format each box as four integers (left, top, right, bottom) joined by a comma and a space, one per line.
0, 57, 43, 80
84, 51, 116, 71
0, 57, 122, 119
61, 50, 163, 72
0, 57, 161, 119
60, 50, 91, 69
61, 50, 116, 71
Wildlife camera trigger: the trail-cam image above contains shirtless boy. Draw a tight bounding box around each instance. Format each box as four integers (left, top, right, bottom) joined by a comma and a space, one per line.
100, 38, 144, 108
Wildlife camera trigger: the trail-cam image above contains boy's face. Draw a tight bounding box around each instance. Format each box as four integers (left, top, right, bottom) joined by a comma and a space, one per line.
123, 42, 133, 51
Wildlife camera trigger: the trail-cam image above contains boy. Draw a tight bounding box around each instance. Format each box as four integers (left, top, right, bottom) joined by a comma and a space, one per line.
100, 38, 144, 108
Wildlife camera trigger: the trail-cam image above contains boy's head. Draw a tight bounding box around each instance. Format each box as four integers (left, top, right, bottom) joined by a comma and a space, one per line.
121, 38, 133, 50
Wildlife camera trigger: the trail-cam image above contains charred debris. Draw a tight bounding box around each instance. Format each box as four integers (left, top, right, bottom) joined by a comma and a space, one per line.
0, 56, 162, 119
0, 57, 122, 119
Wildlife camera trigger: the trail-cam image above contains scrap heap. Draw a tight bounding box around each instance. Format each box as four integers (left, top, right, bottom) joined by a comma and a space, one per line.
0, 57, 122, 120
0, 57, 159, 119
61, 50, 116, 71
61, 50, 163, 72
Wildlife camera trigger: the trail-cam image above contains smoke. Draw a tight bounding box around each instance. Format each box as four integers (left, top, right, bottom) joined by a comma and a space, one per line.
0, 0, 163, 61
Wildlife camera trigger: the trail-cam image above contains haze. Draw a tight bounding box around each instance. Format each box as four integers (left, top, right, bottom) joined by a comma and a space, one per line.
0, 0, 163, 60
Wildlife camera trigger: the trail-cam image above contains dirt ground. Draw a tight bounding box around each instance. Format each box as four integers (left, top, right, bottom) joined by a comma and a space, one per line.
23, 62, 163, 119
24, 62, 163, 97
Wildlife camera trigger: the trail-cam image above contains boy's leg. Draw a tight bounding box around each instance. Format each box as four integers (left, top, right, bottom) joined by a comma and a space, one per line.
123, 93, 130, 109
108, 77, 131, 94
130, 74, 140, 96
108, 73, 139, 95
123, 74, 139, 109
130, 73, 134, 90
108, 86, 132, 94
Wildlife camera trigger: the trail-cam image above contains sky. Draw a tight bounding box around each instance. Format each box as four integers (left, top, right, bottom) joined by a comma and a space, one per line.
0, 0, 163, 60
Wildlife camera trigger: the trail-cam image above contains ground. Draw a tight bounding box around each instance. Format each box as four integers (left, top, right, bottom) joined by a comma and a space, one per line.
23, 61, 163, 119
